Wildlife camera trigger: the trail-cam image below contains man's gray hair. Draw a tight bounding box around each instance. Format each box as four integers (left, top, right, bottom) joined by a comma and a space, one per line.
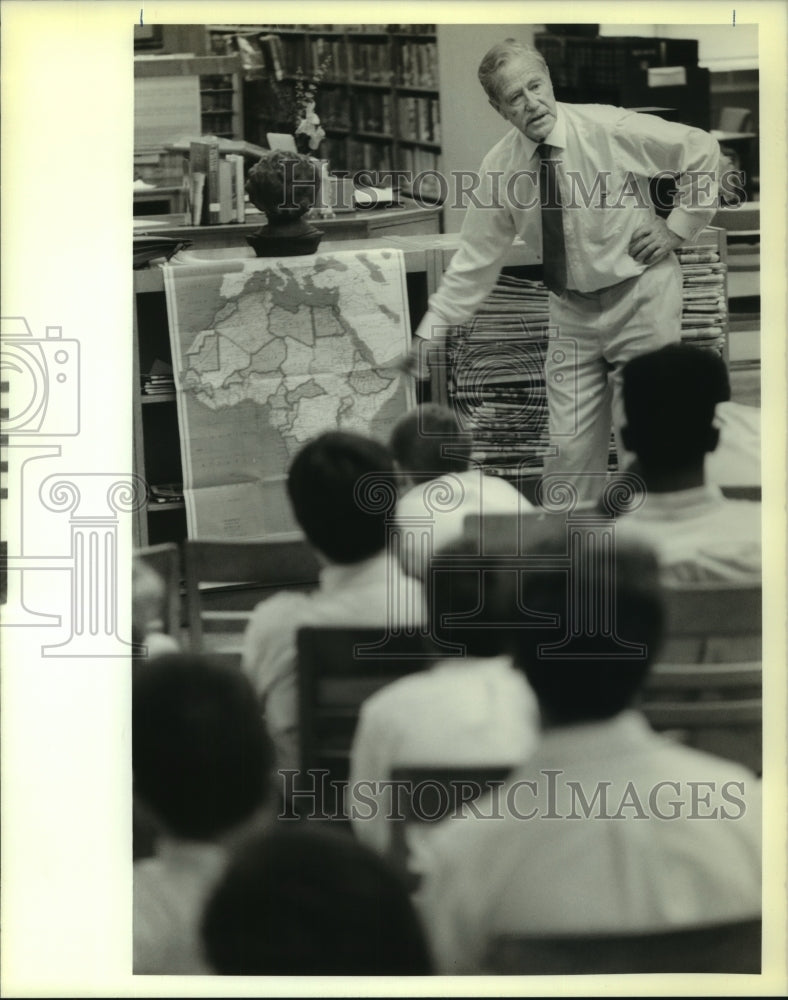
478, 38, 549, 103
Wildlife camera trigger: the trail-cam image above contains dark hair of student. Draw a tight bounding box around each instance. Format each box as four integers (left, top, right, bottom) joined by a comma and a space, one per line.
287, 430, 396, 565
201, 825, 433, 975
389, 403, 472, 486
622, 343, 730, 473
425, 535, 511, 657
132, 653, 273, 840
512, 534, 664, 725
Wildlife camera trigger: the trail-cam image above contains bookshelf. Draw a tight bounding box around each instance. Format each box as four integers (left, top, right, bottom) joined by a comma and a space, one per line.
208, 25, 443, 200
534, 32, 711, 131
134, 54, 244, 184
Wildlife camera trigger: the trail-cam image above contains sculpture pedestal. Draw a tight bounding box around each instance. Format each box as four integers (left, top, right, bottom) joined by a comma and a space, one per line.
246, 218, 324, 257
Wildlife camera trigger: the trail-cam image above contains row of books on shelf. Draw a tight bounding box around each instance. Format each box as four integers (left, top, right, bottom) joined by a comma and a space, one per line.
188, 139, 246, 225
398, 40, 438, 88
398, 95, 441, 143
536, 35, 699, 92
354, 91, 392, 134
351, 42, 394, 83
141, 360, 175, 396
399, 146, 441, 180
307, 35, 349, 80
256, 31, 439, 89
347, 140, 393, 174
256, 24, 436, 34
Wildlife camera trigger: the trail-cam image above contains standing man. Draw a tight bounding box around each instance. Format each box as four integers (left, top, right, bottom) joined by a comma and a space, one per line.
411, 39, 720, 500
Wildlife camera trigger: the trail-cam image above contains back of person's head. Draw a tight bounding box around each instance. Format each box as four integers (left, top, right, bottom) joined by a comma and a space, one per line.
132, 653, 273, 841
390, 403, 472, 486
512, 531, 663, 725
426, 535, 511, 657
287, 430, 395, 565
202, 825, 432, 975
478, 38, 549, 103
622, 344, 730, 474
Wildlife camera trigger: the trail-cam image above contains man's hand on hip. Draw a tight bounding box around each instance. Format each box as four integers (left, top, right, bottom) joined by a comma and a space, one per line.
628, 218, 684, 266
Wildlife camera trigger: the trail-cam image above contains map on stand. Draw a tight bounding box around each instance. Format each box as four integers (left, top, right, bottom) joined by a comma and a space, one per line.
163, 249, 414, 538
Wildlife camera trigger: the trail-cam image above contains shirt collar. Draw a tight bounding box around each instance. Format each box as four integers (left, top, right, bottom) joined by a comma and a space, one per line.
514, 709, 654, 769
522, 103, 567, 160
637, 483, 725, 514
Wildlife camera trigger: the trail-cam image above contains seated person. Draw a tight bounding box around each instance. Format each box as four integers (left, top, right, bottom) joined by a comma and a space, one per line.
201, 824, 432, 975
390, 403, 530, 579
133, 653, 274, 974
349, 535, 539, 856
132, 556, 180, 657
616, 343, 761, 583
419, 533, 761, 974
242, 430, 425, 773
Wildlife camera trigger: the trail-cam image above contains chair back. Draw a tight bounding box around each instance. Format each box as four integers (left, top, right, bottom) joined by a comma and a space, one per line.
296, 627, 436, 814
484, 917, 761, 975
183, 537, 320, 668
642, 583, 762, 772
135, 542, 181, 638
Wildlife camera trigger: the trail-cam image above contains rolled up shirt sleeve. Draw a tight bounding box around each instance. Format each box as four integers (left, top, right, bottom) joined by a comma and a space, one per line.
613, 110, 721, 242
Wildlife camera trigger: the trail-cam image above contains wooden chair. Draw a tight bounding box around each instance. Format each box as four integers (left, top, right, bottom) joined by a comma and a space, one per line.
483, 917, 761, 975
642, 583, 762, 772
135, 541, 182, 638
387, 765, 514, 891
296, 627, 436, 817
183, 537, 320, 669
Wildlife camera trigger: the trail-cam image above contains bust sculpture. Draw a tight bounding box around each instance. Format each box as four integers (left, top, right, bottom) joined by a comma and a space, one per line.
245, 150, 324, 257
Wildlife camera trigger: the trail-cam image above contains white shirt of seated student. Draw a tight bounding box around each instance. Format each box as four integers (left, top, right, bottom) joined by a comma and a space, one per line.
396, 468, 531, 579
614, 483, 761, 585
348, 653, 540, 856
418, 710, 761, 974
242, 549, 425, 773
705, 400, 761, 487
134, 837, 227, 974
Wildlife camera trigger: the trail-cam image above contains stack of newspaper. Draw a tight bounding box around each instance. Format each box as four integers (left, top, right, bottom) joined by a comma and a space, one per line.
676, 244, 728, 355
447, 274, 552, 480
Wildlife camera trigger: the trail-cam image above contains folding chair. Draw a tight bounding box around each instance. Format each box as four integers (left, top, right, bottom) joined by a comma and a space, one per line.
484, 917, 761, 974
296, 627, 435, 817
183, 537, 320, 669
642, 583, 762, 772
135, 541, 182, 639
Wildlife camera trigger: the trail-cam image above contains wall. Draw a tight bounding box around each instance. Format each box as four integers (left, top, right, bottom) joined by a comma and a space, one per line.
437, 24, 537, 233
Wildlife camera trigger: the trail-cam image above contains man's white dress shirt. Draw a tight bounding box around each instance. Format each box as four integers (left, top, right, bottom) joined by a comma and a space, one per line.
242, 550, 425, 771
417, 102, 720, 338
134, 838, 227, 974
349, 653, 539, 854
396, 469, 531, 578
418, 710, 761, 973
616, 484, 761, 584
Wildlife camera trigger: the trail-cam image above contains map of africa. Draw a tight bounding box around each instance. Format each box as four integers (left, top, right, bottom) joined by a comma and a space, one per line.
164, 249, 414, 538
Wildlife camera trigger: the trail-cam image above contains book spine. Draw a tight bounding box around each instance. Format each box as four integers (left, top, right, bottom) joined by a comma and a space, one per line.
206, 138, 220, 224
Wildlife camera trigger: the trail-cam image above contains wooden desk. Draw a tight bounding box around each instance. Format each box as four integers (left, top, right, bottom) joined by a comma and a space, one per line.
133, 202, 442, 249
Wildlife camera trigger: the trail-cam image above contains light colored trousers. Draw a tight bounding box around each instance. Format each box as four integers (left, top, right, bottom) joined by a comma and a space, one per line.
541, 254, 683, 501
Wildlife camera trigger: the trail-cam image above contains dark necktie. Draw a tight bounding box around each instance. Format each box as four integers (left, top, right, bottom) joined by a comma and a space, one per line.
537, 143, 567, 295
